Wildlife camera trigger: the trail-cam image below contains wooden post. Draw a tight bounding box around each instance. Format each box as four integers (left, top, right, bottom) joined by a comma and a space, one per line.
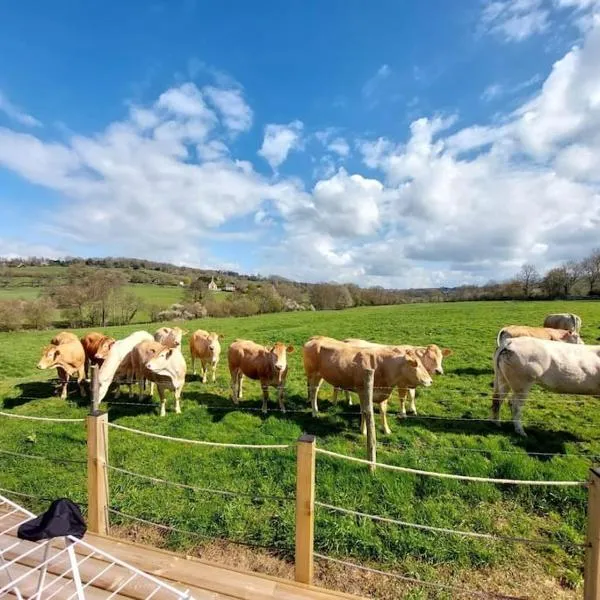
363, 368, 376, 473
91, 364, 100, 413
585, 468, 600, 600
87, 411, 109, 536
295, 434, 316, 585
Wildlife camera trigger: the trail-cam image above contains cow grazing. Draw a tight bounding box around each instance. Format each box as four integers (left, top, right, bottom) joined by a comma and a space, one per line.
154, 327, 187, 348
492, 337, 600, 436
339, 339, 451, 415
37, 337, 86, 399
97, 331, 154, 402
303, 336, 432, 434
189, 329, 223, 383
496, 325, 583, 347
228, 340, 294, 413
132, 341, 186, 416
543, 313, 582, 333
80, 332, 116, 378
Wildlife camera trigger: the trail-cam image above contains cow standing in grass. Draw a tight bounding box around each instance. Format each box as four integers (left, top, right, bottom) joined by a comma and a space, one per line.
37, 333, 87, 399
496, 325, 583, 347
228, 340, 294, 413
543, 313, 582, 333
154, 326, 187, 348
303, 336, 433, 434
492, 337, 600, 436
80, 332, 116, 379
190, 329, 222, 383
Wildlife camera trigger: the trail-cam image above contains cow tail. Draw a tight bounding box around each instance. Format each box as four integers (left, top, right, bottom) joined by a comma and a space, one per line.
496, 328, 506, 348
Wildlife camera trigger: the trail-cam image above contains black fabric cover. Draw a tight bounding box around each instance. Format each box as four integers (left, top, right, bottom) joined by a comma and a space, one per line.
17, 498, 87, 541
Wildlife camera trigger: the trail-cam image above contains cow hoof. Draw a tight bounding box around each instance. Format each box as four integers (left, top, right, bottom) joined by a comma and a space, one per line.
311, 411, 319, 418
384, 429, 392, 435
202, 378, 207, 384
262, 409, 268, 415
399, 412, 407, 419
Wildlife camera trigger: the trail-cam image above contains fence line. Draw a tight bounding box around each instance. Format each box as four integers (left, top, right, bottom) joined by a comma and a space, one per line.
313, 553, 526, 599
106, 421, 292, 449
315, 502, 586, 548
108, 464, 294, 502
0, 449, 87, 465
108, 507, 292, 553
316, 448, 587, 486
0, 410, 84, 423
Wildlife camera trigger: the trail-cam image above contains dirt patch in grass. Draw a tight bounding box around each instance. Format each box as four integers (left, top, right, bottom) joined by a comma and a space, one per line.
110, 524, 579, 600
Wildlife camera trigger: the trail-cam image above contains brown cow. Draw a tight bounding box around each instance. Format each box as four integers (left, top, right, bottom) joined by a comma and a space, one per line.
303, 336, 432, 434
131, 340, 186, 416
228, 340, 294, 413
189, 330, 223, 383
80, 332, 116, 379
37, 338, 87, 399
497, 325, 583, 347
337, 339, 452, 415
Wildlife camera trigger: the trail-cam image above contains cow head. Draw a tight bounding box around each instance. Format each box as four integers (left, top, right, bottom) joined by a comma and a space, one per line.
145, 345, 174, 375
207, 332, 222, 355
565, 331, 584, 344
417, 345, 452, 375
37, 345, 61, 369
94, 337, 116, 360
269, 343, 294, 378
404, 350, 433, 388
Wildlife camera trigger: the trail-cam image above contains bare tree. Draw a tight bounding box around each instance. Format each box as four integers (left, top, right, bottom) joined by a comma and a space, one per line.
563, 260, 583, 296
582, 249, 600, 295
517, 264, 540, 298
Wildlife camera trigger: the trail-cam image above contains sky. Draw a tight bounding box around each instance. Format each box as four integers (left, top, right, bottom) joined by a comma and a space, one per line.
0, 0, 599, 288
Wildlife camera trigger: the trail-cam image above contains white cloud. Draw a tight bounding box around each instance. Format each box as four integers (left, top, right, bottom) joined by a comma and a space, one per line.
481, 83, 504, 101
480, 0, 550, 41
362, 64, 391, 100
0, 92, 41, 127
258, 120, 303, 169
203, 86, 253, 133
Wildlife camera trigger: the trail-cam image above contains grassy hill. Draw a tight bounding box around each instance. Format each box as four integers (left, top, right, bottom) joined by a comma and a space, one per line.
1, 300, 598, 598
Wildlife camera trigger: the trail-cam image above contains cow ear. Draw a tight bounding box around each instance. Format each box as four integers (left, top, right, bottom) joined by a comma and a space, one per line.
166, 349, 173, 358
218, 334, 224, 340
287, 345, 295, 353
442, 348, 452, 357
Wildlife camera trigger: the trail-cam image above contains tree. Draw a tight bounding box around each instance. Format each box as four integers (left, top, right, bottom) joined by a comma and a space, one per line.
582, 249, 600, 295
309, 284, 355, 310
563, 260, 583, 296
186, 278, 207, 303
23, 297, 56, 329
517, 264, 539, 298
0, 300, 24, 331
541, 268, 567, 298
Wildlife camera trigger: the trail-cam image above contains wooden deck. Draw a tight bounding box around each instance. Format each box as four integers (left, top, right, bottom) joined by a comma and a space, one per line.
1, 500, 365, 600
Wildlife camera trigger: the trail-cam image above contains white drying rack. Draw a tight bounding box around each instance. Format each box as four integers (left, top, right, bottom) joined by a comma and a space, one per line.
0, 493, 193, 600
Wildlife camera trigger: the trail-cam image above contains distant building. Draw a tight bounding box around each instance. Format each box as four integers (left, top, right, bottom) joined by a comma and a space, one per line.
178, 281, 185, 287
208, 277, 219, 292
223, 283, 236, 292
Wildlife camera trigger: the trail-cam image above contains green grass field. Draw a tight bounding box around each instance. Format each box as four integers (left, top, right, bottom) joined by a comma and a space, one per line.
1, 301, 599, 598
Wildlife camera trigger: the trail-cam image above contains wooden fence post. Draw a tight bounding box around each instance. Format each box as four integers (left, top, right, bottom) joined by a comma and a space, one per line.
295, 434, 316, 585
91, 364, 101, 413
363, 368, 376, 473
585, 468, 600, 600
87, 409, 109, 536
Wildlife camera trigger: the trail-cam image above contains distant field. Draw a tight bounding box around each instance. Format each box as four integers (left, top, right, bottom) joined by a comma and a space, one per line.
1, 301, 599, 598
0, 284, 185, 323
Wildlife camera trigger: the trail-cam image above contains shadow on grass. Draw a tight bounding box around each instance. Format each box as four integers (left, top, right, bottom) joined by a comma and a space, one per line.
400, 415, 582, 456
452, 367, 494, 377
3, 380, 64, 408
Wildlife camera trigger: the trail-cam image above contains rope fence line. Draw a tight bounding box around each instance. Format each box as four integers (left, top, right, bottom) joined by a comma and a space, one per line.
106, 421, 292, 449
0, 449, 87, 465
315, 502, 586, 548
313, 553, 526, 600
108, 465, 294, 502
316, 448, 588, 486
0, 487, 88, 508
108, 508, 293, 553
0, 410, 85, 423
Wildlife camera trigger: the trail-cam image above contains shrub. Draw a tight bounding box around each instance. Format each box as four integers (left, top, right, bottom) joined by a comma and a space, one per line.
23, 297, 56, 329
0, 299, 25, 331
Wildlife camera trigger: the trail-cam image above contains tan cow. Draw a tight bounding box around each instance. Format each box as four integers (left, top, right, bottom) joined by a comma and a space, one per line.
228, 340, 294, 413
154, 327, 187, 348
493, 337, 600, 436
133, 341, 187, 416
303, 336, 433, 434
497, 325, 583, 347
543, 313, 582, 333
37, 337, 86, 399
50, 331, 79, 345
337, 339, 451, 415
80, 332, 116, 378
189, 329, 223, 383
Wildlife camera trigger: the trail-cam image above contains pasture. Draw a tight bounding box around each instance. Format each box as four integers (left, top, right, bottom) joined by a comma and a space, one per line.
1, 300, 599, 599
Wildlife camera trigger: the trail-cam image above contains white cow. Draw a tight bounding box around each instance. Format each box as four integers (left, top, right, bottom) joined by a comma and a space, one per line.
143, 343, 187, 416
97, 331, 154, 402
543, 313, 582, 334
154, 327, 187, 348
492, 337, 600, 436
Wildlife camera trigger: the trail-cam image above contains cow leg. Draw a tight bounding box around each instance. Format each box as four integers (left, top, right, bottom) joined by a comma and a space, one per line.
201, 359, 208, 384
212, 359, 218, 383
278, 383, 286, 413
191, 354, 196, 376
174, 385, 182, 414
158, 386, 166, 417
346, 391, 352, 406
332, 387, 338, 403
261, 383, 270, 414
509, 388, 531, 437
238, 374, 244, 399
84, 358, 90, 382
230, 370, 240, 404
149, 382, 155, 397
397, 387, 408, 417
308, 377, 322, 417
408, 388, 417, 415
491, 366, 510, 425
380, 400, 391, 435
57, 367, 68, 400
77, 366, 87, 397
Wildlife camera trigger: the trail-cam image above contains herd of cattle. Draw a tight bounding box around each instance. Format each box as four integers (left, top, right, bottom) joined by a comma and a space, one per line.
35, 311, 597, 436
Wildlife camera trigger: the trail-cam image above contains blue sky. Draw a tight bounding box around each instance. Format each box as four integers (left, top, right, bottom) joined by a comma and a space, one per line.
0, 0, 599, 287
